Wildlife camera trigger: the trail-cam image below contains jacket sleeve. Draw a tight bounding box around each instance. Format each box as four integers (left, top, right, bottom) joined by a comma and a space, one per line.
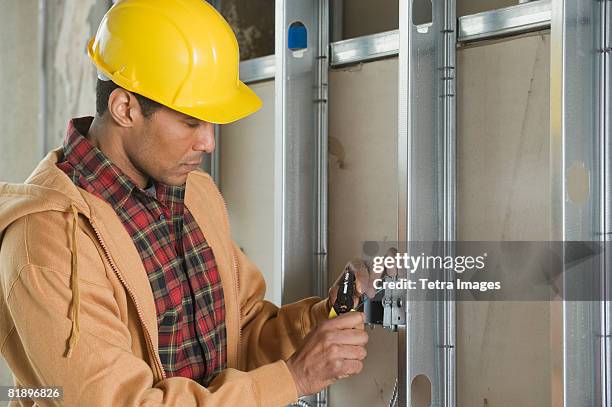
234, 242, 330, 371
0, 214, 299, 407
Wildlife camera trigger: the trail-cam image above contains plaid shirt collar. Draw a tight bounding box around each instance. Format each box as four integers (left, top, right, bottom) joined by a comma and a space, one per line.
62, 117, 185, 212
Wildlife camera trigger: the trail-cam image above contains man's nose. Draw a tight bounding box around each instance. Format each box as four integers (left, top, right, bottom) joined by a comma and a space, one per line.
193, 123, 215, 153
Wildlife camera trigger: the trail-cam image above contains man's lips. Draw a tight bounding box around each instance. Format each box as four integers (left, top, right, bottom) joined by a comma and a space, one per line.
182, 158, 203, 165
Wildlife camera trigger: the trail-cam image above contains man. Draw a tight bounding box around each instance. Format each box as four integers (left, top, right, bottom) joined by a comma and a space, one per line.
0, 0, 371, 405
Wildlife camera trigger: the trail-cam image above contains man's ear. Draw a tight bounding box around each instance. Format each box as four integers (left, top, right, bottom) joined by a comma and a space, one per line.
107, 88, 143, 127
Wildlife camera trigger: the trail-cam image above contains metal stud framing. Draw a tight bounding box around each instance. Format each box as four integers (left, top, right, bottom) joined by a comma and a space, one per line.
240, 1, 553, 84
217, 0, 612, 406
274, 0, 328, 305
398, 0, 456, 405
600, 0, 611, 403
315, 2, 330, 405
551, 0, 612, 404
275, 2, 328, 405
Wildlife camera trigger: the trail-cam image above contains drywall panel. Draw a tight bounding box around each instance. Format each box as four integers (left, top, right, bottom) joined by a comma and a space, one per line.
458, 33, 551, 241
456, 32, 553, 407
328, 59, 398, 407
0, 1, 41, 184
44, 0, 110, 150
219, 80, 277, 303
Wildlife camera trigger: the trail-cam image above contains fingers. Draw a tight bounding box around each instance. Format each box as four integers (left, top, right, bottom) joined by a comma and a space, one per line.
343, 359, 364, 375
321, 324, 369, 346
326, 310, 365, 329
332, 359, 364, 380
328, 344, 368, 361
288, 310, 370, 396
335, 329, 369, 346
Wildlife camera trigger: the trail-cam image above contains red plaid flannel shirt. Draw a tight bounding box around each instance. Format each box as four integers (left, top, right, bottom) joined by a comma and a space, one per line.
57, 117, 226, 386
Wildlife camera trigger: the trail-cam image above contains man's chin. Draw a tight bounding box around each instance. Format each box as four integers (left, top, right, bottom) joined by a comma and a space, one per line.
155, 174, 188, 187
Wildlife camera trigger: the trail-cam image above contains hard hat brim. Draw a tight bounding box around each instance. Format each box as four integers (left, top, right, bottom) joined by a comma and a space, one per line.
177, 80, 263, 125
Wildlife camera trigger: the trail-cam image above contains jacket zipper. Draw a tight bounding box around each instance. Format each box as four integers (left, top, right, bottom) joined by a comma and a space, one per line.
216, 188, 242, 369
89, 219, 166, 380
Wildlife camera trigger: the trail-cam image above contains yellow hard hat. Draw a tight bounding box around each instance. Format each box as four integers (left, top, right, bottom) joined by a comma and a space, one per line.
87, 0, 262, 124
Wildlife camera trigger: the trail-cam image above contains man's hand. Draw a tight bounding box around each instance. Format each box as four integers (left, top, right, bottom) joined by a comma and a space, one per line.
328, 259, 377, 312
285, 312, 368, 396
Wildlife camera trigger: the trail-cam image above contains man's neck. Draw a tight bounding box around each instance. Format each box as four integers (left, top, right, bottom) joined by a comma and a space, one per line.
86, 117, 150, 189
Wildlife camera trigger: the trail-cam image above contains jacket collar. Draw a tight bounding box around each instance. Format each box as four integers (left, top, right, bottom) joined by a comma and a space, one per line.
24, 147, 91, 216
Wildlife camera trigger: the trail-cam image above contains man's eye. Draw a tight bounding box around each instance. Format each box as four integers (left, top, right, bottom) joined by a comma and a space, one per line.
186, 122, 199, 128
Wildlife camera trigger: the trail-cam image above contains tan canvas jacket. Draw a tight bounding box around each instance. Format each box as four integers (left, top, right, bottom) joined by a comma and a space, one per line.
0, 147, 329, 406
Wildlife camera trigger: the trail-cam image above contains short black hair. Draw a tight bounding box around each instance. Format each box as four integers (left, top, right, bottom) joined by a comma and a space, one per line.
95, 79, 163, 118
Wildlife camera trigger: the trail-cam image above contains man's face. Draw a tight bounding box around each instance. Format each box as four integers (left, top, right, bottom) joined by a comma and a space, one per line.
125, 106, 215, 186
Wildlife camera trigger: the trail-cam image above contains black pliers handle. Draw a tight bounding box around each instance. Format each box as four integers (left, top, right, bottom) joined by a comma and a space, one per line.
328, 269, 356, 318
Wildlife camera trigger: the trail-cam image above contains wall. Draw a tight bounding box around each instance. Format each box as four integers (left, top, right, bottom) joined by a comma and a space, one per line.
327, 59, 399, 406
323, 30, 554, 407
44, 0, 110, 150
0, 1, 42, 184
456, 32, 553, 407
0, 0, 109, 183
219, 80, 277, 302
220, 58, 402, 405
0, 1, 42, 392
221, 0, 275, 60
221, 30, 555, 407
